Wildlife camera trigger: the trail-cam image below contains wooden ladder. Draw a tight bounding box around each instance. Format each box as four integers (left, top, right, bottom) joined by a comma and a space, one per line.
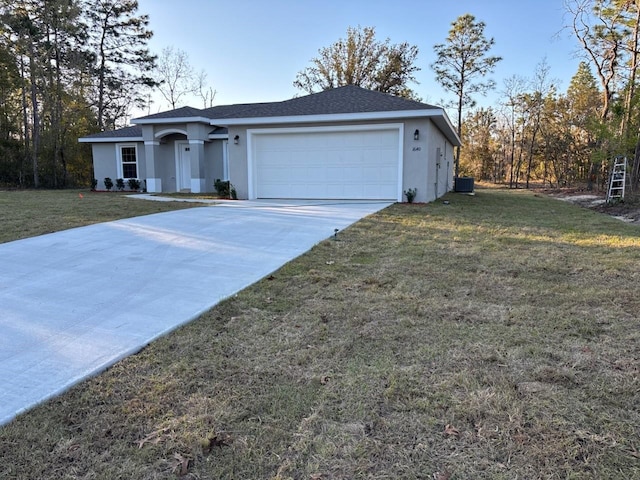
606, 156, 628, 203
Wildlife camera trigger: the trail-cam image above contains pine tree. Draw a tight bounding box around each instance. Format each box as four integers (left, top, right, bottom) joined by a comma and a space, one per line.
567, 61, 601, 134
85, 0, 156, 130
432, 14, 502, 178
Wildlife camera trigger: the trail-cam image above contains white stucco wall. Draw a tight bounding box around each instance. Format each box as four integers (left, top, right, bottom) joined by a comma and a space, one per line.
87, 115, 456, 199
227, 118, 455, 202
91, 142, 146, 190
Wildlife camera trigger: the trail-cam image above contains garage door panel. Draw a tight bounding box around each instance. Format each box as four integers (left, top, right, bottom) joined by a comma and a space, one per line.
360, 167, 383, 181
254, 129, 399, 200
366, 184, 396, 198
306, 166, 327, 180
371, 166, 398, 179
259, 166, 289, 183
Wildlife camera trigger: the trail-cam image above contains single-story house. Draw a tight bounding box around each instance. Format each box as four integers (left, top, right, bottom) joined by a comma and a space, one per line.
79, 85, 461, 203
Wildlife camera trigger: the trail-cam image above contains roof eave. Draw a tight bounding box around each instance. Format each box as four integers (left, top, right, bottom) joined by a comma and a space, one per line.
208, 110, 438, 126
78, 136, 143, 143
430, 111, 462, 146
208, 109, 462, 146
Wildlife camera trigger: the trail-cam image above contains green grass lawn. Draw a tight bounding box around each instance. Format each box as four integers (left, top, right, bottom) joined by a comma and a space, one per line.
0, 189, 199, 244
1, 188, 639, 479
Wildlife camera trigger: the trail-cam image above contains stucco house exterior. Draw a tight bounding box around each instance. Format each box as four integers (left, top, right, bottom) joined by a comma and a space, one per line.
79, 85, 461, 203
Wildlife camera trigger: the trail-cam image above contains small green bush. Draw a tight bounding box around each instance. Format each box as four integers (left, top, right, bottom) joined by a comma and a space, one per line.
127, 178, 141, 191
115, 178, 125, 191
90, 178, 98, 191
404, 188, 417, 203
103, 177, 113, 191
214, 178, 237, 199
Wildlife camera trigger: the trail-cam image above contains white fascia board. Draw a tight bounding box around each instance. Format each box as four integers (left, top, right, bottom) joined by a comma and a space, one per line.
78, 137, 143, 143
132, 116, 212, 125
209, 109, 442, 126
247, 123, 403, 135
208, 134, 229, 140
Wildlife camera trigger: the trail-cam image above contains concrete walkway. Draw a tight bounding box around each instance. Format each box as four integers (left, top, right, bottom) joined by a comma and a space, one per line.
0, 200, 391, 426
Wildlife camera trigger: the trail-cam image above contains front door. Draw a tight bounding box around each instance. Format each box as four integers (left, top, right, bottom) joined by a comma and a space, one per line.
176, 142, 191, 192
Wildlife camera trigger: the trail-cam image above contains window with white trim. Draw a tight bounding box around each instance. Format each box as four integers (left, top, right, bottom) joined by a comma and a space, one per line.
117, 144, 138, 179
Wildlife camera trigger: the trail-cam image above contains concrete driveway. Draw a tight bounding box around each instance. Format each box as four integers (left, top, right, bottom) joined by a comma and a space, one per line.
0, 200, 391, 426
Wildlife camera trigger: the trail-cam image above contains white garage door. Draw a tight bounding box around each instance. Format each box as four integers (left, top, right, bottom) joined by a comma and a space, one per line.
253, 128, 400, 200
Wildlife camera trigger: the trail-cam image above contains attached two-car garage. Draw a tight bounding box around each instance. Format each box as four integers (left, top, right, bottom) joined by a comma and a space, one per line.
249, 125, 402, 200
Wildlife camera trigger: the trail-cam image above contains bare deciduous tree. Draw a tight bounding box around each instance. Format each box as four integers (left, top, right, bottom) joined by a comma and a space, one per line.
565, 0, 625, 121
294, 25, 420, 99
155, 47, 216, 110
155, 46, 195, 110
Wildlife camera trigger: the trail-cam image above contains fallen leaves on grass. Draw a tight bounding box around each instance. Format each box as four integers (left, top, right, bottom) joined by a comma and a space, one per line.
137, 427, 172, 449
170, 453, 190, 476
443, 424, 460, 437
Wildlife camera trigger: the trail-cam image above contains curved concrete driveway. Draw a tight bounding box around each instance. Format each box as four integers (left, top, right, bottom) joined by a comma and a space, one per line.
0, 200, 390, 426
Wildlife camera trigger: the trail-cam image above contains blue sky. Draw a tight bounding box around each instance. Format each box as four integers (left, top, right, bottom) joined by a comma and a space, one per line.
136, 0, 580, 115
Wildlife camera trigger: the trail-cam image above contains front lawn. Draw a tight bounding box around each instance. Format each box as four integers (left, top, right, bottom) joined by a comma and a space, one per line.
1, 188, 638, 479
0, 189, 199, 244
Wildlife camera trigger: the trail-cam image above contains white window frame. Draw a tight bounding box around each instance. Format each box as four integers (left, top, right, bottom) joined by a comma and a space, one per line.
222, 140, 229, 181
116, 143, 139, 179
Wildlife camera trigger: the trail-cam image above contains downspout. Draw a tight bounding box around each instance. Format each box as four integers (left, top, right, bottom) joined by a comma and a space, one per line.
435, 147, 441, 198
444, 143, 450, 192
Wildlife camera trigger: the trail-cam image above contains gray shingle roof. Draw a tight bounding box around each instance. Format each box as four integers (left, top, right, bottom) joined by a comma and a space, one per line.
201, 103, 269, 118
80, 87, 455, 142
210, 85, 438, 119
134, 86, 438, 123
82, 125, 142, 139
136, 106, 206, 121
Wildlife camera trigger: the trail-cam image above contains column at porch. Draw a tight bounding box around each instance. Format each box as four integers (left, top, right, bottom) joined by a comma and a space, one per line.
188, 139, 206, 193
144, 141, 162, 192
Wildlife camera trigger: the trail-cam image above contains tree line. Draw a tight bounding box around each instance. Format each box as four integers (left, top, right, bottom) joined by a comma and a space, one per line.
459, 0, 640, 191
297, 3, 640, 192
2, 0, 637, 191
0, 0, 156, 188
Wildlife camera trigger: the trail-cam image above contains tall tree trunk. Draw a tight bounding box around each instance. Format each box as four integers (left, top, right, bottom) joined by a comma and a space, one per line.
525, 126, 539, 189
97, 44, 106, 130
629, 7, 640, 191
514, 133, 526, 188
19, 56, 31, 188
46, 23, 59, 188
28, 43, 39, 188
455, 93, 463, 179
52, 25, 65, 187
633, 135, 640, 190
622, 5, 640, 140
508, 125, 516, 188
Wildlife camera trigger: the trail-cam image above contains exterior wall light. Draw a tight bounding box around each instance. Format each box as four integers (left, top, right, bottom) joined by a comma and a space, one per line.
414, 129, 420, 141
234, 135, 240, 145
